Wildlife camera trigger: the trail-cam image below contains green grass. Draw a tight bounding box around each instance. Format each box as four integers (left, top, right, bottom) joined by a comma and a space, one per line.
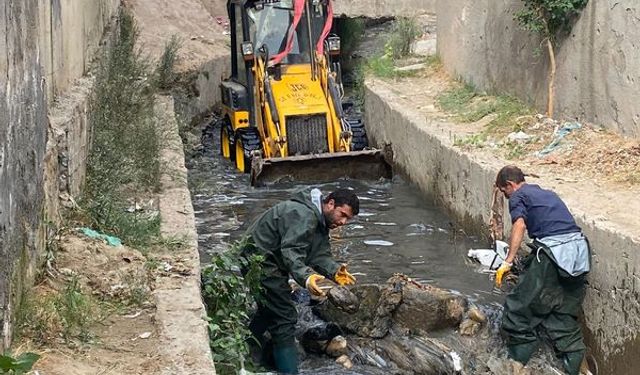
385, 17, 422, 59
367, 55, 397, 78
155, 35, 181, 90
437, 83, 533, 133
16, 277, 102, 344
83, 9, 162, 249
453, 133, 487, 148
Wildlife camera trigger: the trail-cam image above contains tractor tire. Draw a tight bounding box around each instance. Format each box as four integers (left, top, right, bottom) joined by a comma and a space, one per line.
219, 118, 235, 161
234, 127, 262, 173
347, 117, 368, 151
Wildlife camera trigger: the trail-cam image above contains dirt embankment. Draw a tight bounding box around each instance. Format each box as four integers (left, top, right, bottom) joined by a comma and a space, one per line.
22, 235, 164, 374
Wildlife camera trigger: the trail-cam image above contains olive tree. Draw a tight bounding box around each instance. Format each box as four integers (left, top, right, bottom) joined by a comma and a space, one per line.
516, 0, 588, 117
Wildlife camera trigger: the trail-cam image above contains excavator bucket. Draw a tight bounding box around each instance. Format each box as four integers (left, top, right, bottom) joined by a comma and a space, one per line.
250, 147, 393, 186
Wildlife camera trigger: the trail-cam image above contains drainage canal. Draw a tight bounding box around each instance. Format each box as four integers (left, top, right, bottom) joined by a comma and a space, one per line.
184, 16, 562, 375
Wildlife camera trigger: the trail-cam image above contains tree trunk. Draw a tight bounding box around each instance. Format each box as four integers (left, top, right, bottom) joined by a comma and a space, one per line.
546, 37, 556, 117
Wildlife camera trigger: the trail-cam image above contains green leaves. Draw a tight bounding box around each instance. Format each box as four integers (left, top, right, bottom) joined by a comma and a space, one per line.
515, 0, 589, 39
201, 240, 263, 373
0, 352, 40, 374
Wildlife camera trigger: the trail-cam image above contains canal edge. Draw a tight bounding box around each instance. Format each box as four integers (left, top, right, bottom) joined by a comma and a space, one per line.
156, 94, 217, 374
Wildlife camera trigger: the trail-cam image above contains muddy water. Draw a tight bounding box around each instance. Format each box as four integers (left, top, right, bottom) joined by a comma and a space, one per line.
186, 120, 504, 373
187, 121, 498, 304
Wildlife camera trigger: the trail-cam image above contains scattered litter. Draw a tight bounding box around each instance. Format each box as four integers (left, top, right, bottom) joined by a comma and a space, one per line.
161, 262, 173, 272
449, 351, 463, 372
507, 131, 533, 143
79, 227, 122, 247
467, 240, 508, 270
364, 240, 394, 247
409, 223, 428, 231
394, 63, 426, 72
138, 332, 152, 339
125, 202, 143, 213
373, 222, 397, 226
124, 311, 142, 319
59, 192, 78, 209
59, 268, 76, 277
537, 122, 582, 157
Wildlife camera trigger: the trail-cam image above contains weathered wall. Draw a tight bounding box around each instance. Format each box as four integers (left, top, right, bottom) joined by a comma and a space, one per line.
38, 0, 120, 101
0, 0, 48, 351
0, 0, 119, 351
436, 0, 640, 137
333, 0, 436, 17
364, 78, 640, 375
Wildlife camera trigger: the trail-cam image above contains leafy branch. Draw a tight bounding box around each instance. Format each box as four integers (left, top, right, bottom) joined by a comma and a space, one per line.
515, 0, 588, 117
201, 240, 263, 373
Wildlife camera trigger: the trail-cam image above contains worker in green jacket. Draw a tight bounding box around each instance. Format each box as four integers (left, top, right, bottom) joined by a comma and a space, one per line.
241, 187, 359, 374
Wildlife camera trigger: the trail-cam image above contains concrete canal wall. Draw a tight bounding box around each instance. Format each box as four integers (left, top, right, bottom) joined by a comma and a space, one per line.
1, 0, 119, 351
333, 0, 436, 17
436, 0, 640, 137
364, 78, 640, 375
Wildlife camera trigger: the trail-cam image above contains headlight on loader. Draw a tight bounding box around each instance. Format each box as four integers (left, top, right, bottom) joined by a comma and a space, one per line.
241, 41, 254, 61
327, 36, 340, 56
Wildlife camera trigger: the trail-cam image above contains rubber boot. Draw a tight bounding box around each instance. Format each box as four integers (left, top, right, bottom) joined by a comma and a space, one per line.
248, 314, 269, 365
507, 342, 538, 366
562, 350, 585, 375
273, 344, 299, 374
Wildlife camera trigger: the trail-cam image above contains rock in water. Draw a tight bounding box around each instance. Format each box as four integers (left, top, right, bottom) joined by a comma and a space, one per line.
467, 305, 487, 323
336, 354, 353, 369
325, 335, 348, 357
299, 322, 342, 354
314, 284, 397, 338
314, 275, 468, 337
459, 318, 481, 336
391, 275, 467, 332
327, 286, 359, 313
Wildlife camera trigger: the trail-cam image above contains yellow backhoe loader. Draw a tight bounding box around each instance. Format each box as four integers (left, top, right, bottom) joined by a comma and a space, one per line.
218, 0, 392, 186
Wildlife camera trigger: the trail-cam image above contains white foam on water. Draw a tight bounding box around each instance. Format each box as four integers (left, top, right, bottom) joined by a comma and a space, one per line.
364, 240, 394, 246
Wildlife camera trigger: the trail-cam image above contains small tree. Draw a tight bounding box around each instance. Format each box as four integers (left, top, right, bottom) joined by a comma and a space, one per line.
516, 0, 588, 117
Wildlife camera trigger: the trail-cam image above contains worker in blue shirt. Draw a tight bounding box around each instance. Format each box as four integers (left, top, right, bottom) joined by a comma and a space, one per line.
494, 165, 590, 375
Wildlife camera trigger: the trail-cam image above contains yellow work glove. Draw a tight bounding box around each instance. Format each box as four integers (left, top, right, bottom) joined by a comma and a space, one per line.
495, 261, 512, 288
305, 274, 326, 296
334, 264, 356, 286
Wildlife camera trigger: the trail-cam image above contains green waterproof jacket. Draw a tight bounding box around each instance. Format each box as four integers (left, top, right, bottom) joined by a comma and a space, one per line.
243, 188, 340, 286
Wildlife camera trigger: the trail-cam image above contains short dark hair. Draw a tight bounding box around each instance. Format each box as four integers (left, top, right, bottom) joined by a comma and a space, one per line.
496, 165, 525, 187
324, 189, 359, 215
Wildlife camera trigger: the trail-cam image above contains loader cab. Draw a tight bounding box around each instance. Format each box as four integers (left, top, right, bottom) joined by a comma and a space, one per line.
227, 0, 332, 80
